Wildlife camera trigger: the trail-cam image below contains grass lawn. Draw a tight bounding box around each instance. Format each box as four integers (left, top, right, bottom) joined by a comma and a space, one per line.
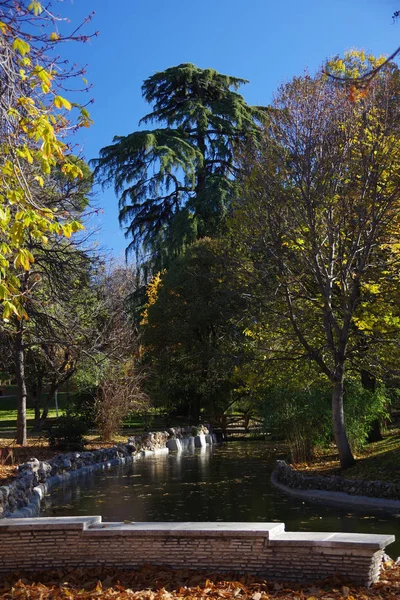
0, 390, 68, 430
296, 426, 400, 483
0, 408, 64, 431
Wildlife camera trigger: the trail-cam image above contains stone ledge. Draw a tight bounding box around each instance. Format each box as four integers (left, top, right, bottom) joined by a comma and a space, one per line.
86, 521, 285, 538
271, 471, 400, 512
270, 531, 395, 549
0, 516, 101, 530
7, 457, 135, 519
272, 460, 400, 503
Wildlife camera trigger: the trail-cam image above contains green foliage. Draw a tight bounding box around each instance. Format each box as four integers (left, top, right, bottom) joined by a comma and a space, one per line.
46, 415, 89, 451
93, 63, 266, 271
232, 52, 400, 467
66, 394, 97, 427
0, 1, 93, 317
261, 381, 391, 463
142, 238, 247, 423
344, 382, 391, 452
261, 386, 331, 463
190, 425, 203, 437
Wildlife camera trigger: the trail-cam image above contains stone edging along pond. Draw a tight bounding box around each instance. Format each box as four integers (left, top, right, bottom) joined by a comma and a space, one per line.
272, 460, 400, 512
0, 429, 216, 520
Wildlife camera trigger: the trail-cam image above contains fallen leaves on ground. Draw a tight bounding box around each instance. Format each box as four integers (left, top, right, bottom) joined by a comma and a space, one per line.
295, 428, 400, 482
1, 560, 400, 600
0, 435, 125, 485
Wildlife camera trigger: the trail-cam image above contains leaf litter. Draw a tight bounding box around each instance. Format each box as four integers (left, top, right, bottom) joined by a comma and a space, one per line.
1, 560, 400, 600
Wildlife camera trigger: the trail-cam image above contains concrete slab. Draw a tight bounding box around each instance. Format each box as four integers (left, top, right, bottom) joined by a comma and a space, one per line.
175, 522, 284, 533
330, 532, 396, 549
86, 521, 285, 538
180, 437, 195, 450
270, 531, 395, 549
0, 516, 101, 530
194, 434, 206, 448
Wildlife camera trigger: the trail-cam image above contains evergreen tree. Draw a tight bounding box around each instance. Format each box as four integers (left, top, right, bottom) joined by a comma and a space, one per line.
92, 63, 266, 271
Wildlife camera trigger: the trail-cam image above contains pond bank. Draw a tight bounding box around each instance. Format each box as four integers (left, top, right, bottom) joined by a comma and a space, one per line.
271, 467, 400, 513
0, 429, 216, 519
271, 428, 400, 513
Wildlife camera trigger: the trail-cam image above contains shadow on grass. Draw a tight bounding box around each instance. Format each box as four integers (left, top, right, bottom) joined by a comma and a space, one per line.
299, 429, 400, 483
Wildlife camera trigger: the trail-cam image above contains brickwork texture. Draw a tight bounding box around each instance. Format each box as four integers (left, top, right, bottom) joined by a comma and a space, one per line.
0, 518, 394, 586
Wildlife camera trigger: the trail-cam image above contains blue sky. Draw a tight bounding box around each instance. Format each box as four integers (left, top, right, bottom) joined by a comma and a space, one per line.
58, 0, 400, 259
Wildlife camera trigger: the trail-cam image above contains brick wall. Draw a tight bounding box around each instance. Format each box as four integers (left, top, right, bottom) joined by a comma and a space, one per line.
0, 517, 394, 586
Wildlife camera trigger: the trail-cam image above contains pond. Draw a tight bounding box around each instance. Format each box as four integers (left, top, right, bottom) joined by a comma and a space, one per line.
41, 441, 400, 558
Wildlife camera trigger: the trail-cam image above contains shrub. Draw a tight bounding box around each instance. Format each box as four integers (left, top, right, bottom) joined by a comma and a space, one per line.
46, 416, 89, 451
96, 360, 150, 441
261, 380, 391, 462
191, 425, 203, 436
67, 392, 97, 427
261, 386, 331, 463
344, 381, 390, 452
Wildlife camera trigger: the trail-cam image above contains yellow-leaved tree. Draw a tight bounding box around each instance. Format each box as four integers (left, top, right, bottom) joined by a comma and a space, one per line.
0, 0, 94, 320
233, 51, 400, 469
0, 1, 95, 444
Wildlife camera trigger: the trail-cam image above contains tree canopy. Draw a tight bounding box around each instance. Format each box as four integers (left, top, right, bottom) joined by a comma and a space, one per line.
232, 52, 400, 467
142, 238, 247, 423
0, 1, 94, 319
92, 63, 266, 271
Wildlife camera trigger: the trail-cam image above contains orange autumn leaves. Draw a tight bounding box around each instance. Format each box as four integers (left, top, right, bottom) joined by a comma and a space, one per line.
1, 561, 400, 600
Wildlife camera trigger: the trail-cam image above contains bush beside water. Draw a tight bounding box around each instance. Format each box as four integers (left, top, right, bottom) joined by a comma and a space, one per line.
261, 381, 390, 463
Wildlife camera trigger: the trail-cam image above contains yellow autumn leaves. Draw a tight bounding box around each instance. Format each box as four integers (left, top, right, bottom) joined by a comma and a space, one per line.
0, 1, 90, 320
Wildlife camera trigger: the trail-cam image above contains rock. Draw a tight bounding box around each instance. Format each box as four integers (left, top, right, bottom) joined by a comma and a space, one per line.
166, 438, 182, 452
1, 430, 175, 517
273, 459, 400, 501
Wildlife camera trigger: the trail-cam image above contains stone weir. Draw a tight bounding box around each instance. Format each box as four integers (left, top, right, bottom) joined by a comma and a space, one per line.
0, 517, 394, 586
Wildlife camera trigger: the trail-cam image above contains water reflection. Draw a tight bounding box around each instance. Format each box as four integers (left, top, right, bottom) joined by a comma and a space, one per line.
41, 441, 400, 557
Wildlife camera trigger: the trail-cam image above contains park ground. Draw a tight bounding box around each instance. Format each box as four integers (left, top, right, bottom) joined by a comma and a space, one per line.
1, 405, 400, 598
294, 423, 400, 484
1, 560, 399, 599
1, 405, 400, 487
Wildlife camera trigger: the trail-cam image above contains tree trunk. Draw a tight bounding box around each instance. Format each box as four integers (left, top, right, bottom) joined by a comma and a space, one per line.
32, 380, 43, 431
361, 370, 383, 443
15, 325, 27, 446
332, 380, 356, 469
39, 382, 57, 430
190, 394, 201, 425
34, 399, 40, 425
244, 412, 250, 433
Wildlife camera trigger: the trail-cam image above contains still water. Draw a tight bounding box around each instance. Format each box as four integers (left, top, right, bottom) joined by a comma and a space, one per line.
41, 441, 400, 558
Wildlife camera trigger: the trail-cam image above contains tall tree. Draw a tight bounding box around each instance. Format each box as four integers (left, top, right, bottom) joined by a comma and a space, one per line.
0, 1, 94, 318
0, 158, 94, 444
142, 238, 247, 424
92, 64, 266, 271
233, 54, 400, 468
